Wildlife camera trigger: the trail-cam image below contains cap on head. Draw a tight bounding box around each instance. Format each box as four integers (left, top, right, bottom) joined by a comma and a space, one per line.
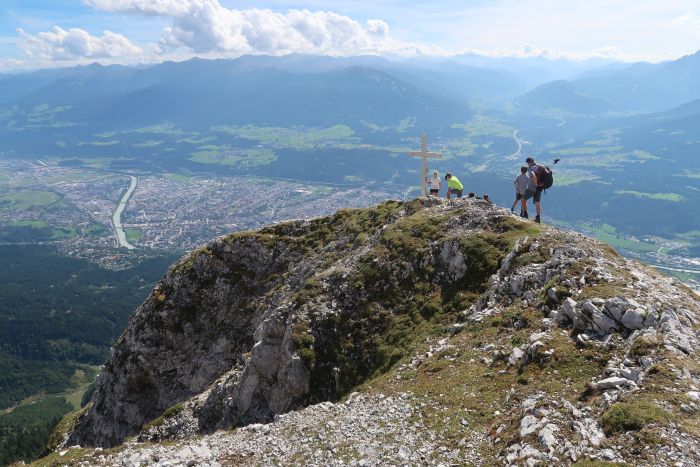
445, 172, 452, 180
525, 157, 535, 164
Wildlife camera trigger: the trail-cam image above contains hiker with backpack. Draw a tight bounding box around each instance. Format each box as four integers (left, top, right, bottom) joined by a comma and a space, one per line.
512, 166, 535, 218
444, 173, 464, 199
524, 157, 553, 224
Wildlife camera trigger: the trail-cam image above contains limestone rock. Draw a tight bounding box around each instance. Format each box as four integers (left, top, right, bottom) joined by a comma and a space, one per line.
562, 297, 577, 321
538, 424, 559, 453
591, 308, 618, 334
595, 377, 635, 390
509, 347, 525, 366
621, 308, 644, 330
520, 415, 542, 437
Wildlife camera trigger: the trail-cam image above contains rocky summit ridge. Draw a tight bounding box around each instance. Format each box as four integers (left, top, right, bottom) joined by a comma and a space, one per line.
42, 198, 700, 466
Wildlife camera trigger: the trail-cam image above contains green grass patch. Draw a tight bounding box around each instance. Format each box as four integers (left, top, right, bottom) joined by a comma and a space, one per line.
292, 321, 316, 366
676, 170, 700, 180
614, 190, 685, 202
164, 173, 192, 184
189, 145, 276, 167
132, 140, 163, 148
127, 123, 183, 136
629, 335, 661, 357
593, 232, 659, 253
212, 124, 355, 150
125, 228, 143, 243
143, 402, 186, 430
555, 173, 599, 186
81, 223, 108, 238
0, 219, 78, 241
573, 461, 625, 467
600, 401, 670, 435
451, 115, 514, 138
77, 140, 119, 147
4, 219, 50, 228
0, 190, 61, 212
177, 135, 218, 144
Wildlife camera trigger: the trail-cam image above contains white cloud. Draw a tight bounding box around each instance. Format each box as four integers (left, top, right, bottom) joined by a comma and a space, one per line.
82, 0, 441, 57
459, 43, 627, 62
444, 0, 700, 62
18, 26, 143, 61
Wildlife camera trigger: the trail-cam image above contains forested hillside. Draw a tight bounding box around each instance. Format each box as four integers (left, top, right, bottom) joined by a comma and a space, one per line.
0, 246, 176, 465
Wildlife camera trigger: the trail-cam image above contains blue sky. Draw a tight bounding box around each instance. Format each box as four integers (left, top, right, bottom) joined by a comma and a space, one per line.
1, 0, 699, 71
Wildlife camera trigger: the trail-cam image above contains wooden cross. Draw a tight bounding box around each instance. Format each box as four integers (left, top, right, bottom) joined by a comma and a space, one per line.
407, 132, 443, 198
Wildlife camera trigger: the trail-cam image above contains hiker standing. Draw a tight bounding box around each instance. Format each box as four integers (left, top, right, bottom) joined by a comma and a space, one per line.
444, 173, 464, 199
525, 157, 545, 223
511, 166, 533, 218
427, 170, 441, 197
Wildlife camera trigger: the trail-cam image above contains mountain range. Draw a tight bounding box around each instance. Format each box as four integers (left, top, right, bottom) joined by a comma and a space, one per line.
517, 51, 700, 114
2, 51, 700, 133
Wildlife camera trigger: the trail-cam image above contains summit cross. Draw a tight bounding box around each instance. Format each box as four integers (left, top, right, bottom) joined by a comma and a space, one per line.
407, 132, 443, 198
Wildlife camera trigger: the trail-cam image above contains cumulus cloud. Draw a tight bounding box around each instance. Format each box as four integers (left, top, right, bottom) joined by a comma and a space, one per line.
18, 27, 143, 61
82, 0, 439, 57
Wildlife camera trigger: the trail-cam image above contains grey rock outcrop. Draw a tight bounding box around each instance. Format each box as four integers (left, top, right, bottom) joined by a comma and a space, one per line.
68, 198, 531, 447
60, 198, 700, 467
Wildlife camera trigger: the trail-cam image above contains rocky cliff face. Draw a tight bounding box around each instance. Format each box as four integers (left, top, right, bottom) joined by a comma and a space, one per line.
59, 199, 700, 466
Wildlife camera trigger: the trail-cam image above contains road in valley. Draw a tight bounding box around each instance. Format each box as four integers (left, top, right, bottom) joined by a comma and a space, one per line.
473, 129, 524, 173
112, 175, 138, 250
505, 129, 524, 161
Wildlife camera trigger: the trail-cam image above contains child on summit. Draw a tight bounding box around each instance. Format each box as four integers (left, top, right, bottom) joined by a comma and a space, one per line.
511, 166, 531, 218
427, 170, 441, 197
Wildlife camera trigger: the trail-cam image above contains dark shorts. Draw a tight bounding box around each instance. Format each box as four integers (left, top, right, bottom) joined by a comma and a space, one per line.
449, 189, 463, 198
525, 188, 543, 203
515, 193, 524, 201
430, 189, 439, 195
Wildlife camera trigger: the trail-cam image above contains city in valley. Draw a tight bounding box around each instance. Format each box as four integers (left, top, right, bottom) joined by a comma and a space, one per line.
0, 158, 698, 291
0, 159, 395, 268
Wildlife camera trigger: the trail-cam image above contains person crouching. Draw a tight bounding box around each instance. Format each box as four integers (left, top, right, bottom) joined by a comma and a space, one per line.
445, 173, 463, 199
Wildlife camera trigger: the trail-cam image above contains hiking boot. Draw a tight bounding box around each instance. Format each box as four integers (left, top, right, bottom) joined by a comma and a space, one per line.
521, 211, 529, 219
535, 215, 541, 224
511, 207, 515, 213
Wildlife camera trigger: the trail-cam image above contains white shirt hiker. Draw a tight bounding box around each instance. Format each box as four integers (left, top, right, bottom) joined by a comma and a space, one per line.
428, 176, 441, 190
514, 173, 533, 195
